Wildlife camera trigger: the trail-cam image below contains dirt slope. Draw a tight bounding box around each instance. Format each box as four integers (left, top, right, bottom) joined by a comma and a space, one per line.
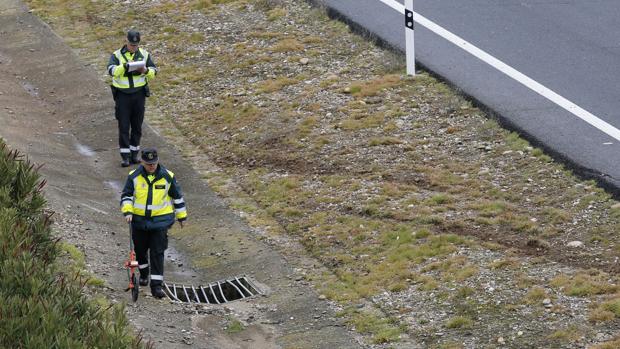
0, 1, 368, 348
6, 0, 620, 347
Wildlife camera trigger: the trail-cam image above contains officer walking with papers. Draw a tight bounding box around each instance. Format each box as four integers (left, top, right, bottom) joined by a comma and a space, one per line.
108, 29, 158, 167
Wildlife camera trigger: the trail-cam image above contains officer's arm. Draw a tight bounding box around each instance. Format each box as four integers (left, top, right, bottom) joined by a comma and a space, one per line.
108, 53, 126, 78
144, 54, 157, 80
169, 176, 187, 222
120, 176, 135, 217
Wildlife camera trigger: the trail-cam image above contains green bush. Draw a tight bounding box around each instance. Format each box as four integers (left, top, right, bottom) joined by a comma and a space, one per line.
0, 140, 144, 349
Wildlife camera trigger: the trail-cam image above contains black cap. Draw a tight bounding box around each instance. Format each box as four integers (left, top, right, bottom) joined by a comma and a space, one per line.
127, 30, 141, 45
141, 148, 158, 164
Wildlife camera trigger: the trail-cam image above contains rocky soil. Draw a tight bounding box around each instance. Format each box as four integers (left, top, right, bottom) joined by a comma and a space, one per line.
15, 0, 620, 347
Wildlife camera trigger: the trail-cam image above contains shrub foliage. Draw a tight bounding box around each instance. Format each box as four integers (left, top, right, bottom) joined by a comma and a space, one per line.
0, 140, 143, 349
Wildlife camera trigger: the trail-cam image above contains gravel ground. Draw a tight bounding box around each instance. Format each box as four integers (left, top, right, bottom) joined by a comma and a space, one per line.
19, 0, 620, 347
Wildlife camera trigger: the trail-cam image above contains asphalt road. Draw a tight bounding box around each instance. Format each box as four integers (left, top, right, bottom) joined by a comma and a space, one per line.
319, 0, 620, 193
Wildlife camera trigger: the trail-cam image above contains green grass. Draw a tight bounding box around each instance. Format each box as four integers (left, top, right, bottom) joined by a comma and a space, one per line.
601, 298, 620, 317
368, 137, 402, 147
226, 318, 245, 334
445, 316, 473, 329
551, 273, 618, 297
524, 286, 548, 304
267, 7, 287, 21
341, 308, 404, 344
547, 325, 582, 344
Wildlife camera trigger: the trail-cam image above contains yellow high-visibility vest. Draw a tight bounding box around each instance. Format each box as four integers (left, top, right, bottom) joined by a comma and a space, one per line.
111, 47, 155, 90
121, 168, 187, 221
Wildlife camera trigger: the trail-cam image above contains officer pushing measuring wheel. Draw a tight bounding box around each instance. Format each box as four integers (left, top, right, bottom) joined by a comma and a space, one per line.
120, 148, 188, 299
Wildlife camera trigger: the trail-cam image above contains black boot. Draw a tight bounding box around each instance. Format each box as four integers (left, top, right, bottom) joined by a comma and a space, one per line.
121, 153, 130, 167
130, 150, 140, 164
151, 285, 165, 299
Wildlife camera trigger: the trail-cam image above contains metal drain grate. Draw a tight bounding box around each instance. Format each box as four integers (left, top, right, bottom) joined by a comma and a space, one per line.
163, 276, 260, 303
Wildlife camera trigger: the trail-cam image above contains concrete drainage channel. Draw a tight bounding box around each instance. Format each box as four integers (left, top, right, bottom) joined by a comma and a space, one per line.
163, 276, 260, 304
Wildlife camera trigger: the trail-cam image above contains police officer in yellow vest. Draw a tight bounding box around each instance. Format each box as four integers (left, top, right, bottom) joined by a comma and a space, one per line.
120, 148, 187, 298
108, 29, 157, 167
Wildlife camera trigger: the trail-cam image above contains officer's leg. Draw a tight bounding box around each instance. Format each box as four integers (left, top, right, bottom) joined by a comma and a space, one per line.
149, 228, 168, 298
131, 226, 150, 282
129, 91, 146, 164
116, 93, 131, 166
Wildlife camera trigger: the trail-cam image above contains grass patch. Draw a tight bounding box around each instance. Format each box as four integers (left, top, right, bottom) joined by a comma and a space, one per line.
346, 74, 402, 98
59, 242, 86, 269
523, 286, 548, 304
490, 258, 520, 269
588, 307, 615, 323
342, 308, 403, 344
272, 38, 304, 52
267, 7, 287, 21
226, 318, 245, 334
368, 137, 402, 147
547, 325, 582, 344
445, 316, 473, 329
550, 272, 618, 297
600, 297, 620, 317
339, 112, 386, 131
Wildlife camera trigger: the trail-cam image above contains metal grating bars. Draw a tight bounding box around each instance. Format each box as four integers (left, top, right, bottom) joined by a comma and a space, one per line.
163, 276, 260, 304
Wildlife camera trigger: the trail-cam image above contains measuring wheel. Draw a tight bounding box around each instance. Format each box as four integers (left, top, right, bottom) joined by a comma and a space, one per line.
131, 273, 139, 302
125, 223, 140, 302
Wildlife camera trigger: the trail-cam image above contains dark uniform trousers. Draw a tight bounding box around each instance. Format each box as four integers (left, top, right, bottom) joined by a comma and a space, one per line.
132, 227, 168, 287
116, 89, 146, 154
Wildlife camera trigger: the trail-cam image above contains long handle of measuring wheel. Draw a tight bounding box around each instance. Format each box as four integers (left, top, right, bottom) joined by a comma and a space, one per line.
128, 222, 134, 251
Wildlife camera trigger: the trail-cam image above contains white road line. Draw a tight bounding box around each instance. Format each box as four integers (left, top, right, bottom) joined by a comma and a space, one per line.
377, 0, 620, 142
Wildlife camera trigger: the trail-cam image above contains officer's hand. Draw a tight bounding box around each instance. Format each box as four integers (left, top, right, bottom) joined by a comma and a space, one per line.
178, 220, 185, 229
139, 67, 148, 74
123, 63, 128, 70
125, 215, 133, 223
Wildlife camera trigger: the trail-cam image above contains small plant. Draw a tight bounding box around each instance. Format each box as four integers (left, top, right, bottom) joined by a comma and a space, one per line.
226, 319, 245, 334
588, 308, 615, 323
548, 325, 582, 343
550, 272, 618, 297
427, 193, 452, 205
368, 137, 402, 147
490, 258, 520, 269
345, 309, 403, 344
272, 38, 304, 52
266, 7, 286, 21
601, 297, 620, 317
455, 286, 475, 299
445, 316, 473, 329
524, 286, 548, 304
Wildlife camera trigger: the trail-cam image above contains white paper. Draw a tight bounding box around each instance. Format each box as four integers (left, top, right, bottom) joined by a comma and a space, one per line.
127, 61, 146, 72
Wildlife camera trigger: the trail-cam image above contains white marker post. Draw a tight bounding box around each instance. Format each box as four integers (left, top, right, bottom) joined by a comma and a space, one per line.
405, 0, 415, 76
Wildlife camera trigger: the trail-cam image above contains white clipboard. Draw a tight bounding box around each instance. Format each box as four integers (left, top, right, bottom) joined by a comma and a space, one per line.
127, 61, 146, 72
